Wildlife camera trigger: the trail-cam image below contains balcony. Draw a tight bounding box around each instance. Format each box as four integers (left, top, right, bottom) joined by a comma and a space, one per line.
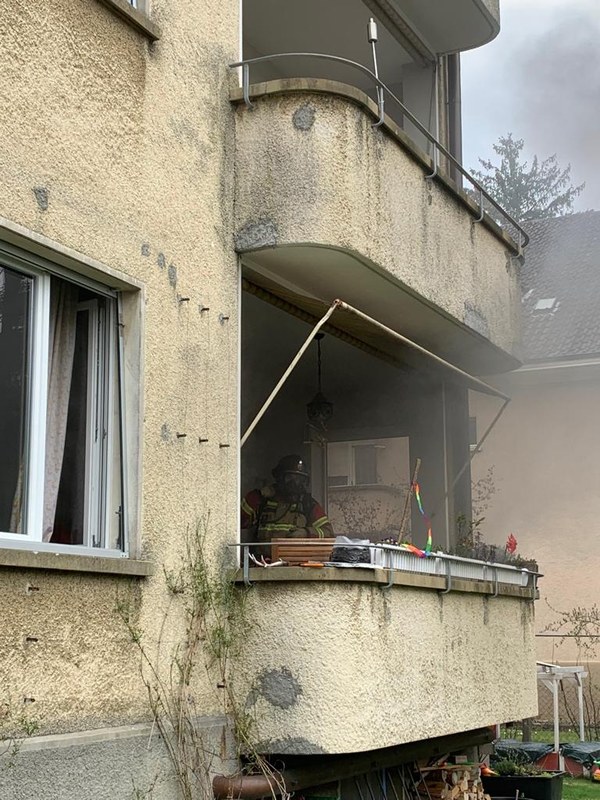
231, 71, 525, 373
233, 544, 538, 755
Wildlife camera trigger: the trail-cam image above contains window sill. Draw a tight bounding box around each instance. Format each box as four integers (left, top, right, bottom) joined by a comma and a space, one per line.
0, 548, 153, 577
96, 0, 161, 42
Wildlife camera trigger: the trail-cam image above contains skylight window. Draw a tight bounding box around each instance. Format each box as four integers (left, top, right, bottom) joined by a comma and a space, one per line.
534, 298, 558, 311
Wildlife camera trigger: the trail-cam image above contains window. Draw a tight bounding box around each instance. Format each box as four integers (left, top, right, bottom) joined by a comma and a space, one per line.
0, 260, 125, 555
328, 441, 382, 487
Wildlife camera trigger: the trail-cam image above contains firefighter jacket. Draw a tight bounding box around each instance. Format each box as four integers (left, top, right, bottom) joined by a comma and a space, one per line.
241, 485, 333, 541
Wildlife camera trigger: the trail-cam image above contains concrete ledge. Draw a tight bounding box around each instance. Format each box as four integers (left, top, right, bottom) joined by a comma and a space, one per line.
235, 565, 537, 600
15, 716, 228, 752
230, 78, 522, 256
95, 0, 161, 41
0, 548, 154, 576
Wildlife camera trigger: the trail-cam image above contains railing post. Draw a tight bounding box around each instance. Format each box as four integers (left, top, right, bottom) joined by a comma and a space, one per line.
426, 146, 438, 180
242, 545, 252, 586
372, 86, 385, 129
242, 63, 254, 109
475, 187, 484, 223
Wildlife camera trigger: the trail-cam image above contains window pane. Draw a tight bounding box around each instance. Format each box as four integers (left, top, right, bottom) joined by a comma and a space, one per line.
0, 267, 32, 533
52, 309, 88, 545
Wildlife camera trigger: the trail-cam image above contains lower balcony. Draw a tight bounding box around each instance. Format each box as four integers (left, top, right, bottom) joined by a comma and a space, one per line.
233, 547, 538, 756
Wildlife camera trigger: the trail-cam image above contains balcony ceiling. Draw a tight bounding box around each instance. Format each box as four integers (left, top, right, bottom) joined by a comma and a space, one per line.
242, 246, 519, 377
244, 0, 415, 92
244, 0, 500, 81
369, 0, 500, 55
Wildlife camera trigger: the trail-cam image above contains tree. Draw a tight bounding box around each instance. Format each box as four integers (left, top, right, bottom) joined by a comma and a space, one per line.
472, 133, 585, 222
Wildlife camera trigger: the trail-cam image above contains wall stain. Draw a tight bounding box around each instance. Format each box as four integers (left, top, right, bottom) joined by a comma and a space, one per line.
254, 736, 327, 755
33, 186, 49, 211
255, 667, 303, 708
292, 103, 316, 132
234, 218, 278, 251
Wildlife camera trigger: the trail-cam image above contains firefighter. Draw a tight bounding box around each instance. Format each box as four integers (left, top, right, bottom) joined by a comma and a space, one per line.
241, 454, 333, 545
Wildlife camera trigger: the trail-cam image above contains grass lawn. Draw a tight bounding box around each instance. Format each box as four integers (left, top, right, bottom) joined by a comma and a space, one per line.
501, 727, 584, 744
563, 777, 600, 798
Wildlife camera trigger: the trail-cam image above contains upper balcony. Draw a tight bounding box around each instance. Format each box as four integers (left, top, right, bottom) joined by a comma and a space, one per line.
233, 3, 523, 377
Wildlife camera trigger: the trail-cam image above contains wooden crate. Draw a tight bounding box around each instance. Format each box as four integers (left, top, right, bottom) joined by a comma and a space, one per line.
271, 538, 335, 565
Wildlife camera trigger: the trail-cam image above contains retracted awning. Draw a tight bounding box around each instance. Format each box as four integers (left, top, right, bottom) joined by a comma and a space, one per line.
242, 278, 509, 446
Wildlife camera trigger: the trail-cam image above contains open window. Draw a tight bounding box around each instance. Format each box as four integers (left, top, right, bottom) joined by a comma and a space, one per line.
0, 260, 125, 555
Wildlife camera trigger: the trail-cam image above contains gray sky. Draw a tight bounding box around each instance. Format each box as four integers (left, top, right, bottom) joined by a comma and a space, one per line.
461, 0, 600, 210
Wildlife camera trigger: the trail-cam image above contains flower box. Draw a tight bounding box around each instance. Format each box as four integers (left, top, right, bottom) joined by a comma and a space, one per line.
482, 771, 564, 800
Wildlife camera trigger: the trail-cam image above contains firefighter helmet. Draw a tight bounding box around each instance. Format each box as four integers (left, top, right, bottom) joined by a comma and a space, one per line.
272, 454, 309, 480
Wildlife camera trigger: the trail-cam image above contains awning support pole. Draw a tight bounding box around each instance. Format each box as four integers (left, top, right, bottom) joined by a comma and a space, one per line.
336, 300, 509, 400
240, 300, 341, 447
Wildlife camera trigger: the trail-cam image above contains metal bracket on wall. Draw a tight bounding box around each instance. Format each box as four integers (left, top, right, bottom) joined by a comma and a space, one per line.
439, 558, 452, 594
474, 188, 485, 223
425, 147, 438, 180
242, 64, 255, 109
242, 546, 253, 587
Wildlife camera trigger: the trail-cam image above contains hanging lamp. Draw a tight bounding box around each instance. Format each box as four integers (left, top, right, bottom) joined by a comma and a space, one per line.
306, 333, 333, 428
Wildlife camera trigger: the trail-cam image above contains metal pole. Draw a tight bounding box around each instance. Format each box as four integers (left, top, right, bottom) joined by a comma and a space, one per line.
577, 674, 585, 741
368, 19, 385, 128
336, 300, 509, 400
553, 680, 560, 754
240, 300, 341, 447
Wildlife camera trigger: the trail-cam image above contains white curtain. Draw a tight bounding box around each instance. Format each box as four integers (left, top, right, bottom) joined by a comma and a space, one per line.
43, 279, 78, 542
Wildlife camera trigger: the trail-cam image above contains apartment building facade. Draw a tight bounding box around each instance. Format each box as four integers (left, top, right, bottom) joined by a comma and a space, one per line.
0, 0, 537, 797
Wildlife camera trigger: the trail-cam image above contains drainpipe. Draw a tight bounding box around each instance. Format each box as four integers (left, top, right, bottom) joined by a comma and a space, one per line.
213, 774, 279, 800
446, 53, 462, 186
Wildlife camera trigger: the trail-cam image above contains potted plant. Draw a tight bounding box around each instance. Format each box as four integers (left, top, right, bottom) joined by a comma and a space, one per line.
481, 758, 563, 800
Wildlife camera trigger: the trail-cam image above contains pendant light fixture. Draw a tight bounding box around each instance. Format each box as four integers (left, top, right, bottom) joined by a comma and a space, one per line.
306, 333, 333, 428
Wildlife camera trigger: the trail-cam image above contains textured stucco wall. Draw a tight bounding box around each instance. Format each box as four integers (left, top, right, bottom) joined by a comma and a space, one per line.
0, 717, 234, 800
233, 89, 521, 358
236, 581, 538, 755
0, 0, 239, 740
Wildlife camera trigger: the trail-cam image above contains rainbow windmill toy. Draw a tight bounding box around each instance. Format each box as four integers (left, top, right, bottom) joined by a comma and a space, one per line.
396, 459, 433, 558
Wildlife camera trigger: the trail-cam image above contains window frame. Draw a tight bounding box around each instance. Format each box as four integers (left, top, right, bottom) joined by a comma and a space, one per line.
0, 251, 128, 559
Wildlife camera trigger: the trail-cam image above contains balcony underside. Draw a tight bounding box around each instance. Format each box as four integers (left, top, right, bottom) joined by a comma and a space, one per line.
368, 0, 500, 56
233, 571, 537, 755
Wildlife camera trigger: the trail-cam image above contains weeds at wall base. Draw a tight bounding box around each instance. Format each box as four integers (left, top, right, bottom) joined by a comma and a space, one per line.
117, 517, 287, 800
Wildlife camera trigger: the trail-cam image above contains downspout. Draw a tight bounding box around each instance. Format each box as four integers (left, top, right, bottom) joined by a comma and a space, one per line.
446, 53, 462, 187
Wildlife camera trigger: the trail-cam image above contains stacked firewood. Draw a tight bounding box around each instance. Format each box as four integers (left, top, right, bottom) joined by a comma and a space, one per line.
418, 765, 492, 800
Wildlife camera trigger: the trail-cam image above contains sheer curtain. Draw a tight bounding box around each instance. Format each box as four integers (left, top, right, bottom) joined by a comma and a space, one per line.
43, 279, 78, 542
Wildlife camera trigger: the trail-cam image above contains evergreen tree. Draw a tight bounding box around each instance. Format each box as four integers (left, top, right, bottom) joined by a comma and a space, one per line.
472, 133, 585, 222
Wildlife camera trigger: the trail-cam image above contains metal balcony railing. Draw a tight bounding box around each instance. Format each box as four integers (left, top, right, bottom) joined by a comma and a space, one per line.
231, 540, 540, 593
230, 53, 529, 254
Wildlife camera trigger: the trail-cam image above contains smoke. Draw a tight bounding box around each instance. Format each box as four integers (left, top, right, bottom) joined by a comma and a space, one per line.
462, 0, 600, 209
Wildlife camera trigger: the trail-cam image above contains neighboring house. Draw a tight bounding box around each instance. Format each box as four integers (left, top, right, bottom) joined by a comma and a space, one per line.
1, 0, 538, 797
471, 211, 600, 719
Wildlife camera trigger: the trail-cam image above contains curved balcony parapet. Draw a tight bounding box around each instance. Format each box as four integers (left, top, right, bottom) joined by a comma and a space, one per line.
232, 563, 538, 755
230, 55, 528, 253
231, 79, 523, 360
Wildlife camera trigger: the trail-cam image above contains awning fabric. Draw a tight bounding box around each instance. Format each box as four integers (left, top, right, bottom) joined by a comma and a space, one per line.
242, 277, 508, 400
